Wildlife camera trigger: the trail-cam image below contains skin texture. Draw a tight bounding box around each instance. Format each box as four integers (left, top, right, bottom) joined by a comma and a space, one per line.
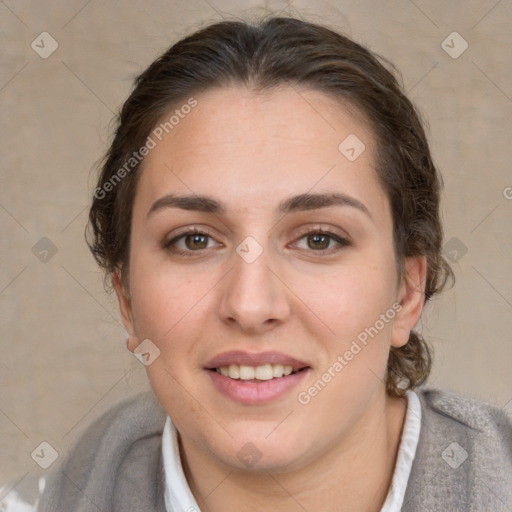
114, 84, 426, 512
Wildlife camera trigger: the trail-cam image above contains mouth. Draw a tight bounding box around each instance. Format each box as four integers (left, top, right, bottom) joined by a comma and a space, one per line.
207, 363, 309, 382
204, 351, 311, 404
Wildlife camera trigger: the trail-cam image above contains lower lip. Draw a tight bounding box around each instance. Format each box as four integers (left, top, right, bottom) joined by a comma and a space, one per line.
206, 369, 310, 405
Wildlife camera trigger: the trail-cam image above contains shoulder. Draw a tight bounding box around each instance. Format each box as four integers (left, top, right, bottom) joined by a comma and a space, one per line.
416, 385, 512, 433
403, 386, 512, 512
39, 391, 167, 512
83, 389, 167, 433
55, 390, 167, 468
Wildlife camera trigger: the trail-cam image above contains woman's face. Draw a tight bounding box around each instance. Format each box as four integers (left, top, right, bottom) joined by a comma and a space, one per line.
116, 85, 424, 473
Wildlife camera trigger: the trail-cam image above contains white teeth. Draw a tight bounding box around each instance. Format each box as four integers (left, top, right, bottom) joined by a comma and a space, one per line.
239, 365, 255, 379
272, 364, 284, 377
255, 364, 273, 380
215, 363, 303, 380
228, 365, 240, 379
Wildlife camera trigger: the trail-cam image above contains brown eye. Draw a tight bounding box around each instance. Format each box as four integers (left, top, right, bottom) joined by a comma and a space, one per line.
306, 233, 331, 250
294, 230, 350, 253
163, 228, 222, 257
184, 233, 209, 250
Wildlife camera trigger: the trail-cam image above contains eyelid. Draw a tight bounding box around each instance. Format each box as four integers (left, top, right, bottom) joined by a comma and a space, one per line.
289, 225, 351, 253
162, 227, 221, 250
292, 224, 350, 243
162, 224, 350, 255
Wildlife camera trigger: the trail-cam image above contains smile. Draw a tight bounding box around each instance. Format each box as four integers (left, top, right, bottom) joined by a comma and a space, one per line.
204, 350, 312, 404
213, 363, 304, 380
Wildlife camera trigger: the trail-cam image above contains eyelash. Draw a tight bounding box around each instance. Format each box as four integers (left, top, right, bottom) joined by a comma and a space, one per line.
163, 228, 218, 257
293, 227, 350, 254
163, 227, 350, 257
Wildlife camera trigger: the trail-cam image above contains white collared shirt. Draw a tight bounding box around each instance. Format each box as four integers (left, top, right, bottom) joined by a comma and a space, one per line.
162, 390, 422, 512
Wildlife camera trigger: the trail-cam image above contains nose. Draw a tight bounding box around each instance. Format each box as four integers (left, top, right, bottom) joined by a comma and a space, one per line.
217, 242, 291, 335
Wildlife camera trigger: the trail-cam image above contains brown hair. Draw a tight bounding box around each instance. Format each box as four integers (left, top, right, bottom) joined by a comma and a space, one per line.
87, 16, 454, 397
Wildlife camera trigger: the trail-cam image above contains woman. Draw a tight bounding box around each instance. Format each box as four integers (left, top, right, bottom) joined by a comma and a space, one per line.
37, 16, 511, 512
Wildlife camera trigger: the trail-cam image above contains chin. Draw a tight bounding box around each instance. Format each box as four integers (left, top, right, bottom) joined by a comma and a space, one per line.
211, 426, 312, 474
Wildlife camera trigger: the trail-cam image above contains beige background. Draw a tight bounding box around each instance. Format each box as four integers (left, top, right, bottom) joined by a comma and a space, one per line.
1, 0, 511, 490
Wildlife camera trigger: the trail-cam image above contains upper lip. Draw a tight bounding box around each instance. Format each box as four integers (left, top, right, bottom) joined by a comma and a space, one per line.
204, 350, 310, 371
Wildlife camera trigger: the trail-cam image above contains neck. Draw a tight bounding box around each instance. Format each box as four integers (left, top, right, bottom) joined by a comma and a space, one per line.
180, 390, 407, 512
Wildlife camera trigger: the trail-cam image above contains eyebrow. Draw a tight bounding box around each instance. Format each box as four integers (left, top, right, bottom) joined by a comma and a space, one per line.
147, 192, 371, 219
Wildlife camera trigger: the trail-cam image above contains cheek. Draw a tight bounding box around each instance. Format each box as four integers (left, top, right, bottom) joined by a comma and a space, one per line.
294, 268, 397, 420
128, 259, 218, 347
309, 262, 398, 382
301, 260, 397, 331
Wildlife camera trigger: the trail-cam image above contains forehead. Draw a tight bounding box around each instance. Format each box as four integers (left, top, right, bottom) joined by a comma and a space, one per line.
135, 85, 386, 217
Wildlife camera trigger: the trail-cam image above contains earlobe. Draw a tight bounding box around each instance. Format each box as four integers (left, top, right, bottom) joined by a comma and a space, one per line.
112, 268, 138, 352
390, 255, 427, 348
125, 334, 139, 353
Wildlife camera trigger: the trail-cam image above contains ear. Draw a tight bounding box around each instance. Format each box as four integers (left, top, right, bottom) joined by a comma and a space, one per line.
112, 268, 139, 353
390, 255, 427, 348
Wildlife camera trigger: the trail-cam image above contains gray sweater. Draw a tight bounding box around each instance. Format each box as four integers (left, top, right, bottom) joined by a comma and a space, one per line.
39, 387, 512, 511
